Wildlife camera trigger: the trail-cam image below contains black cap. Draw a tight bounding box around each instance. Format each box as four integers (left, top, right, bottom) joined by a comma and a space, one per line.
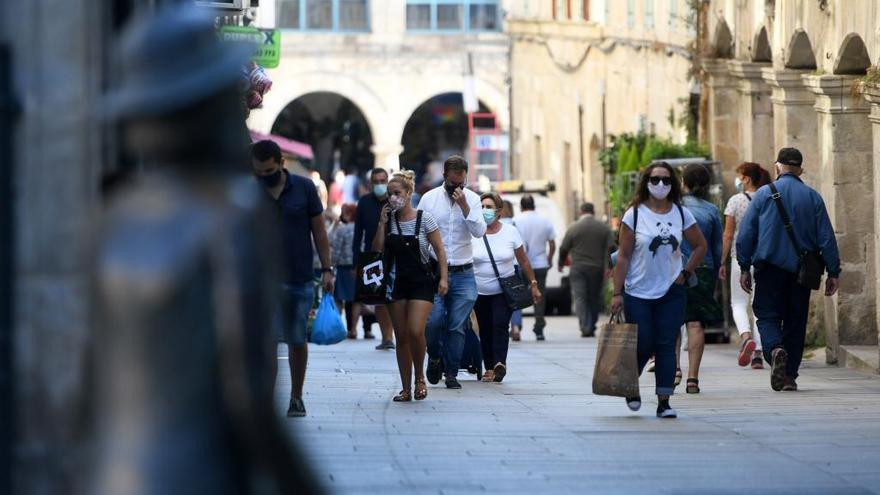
776, 147, 803, 167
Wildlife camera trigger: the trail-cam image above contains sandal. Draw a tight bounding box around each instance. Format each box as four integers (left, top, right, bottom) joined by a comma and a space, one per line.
686, 378, 700, 394
414, 380, 428, 400
392, 389, 412, 402
674, 368, 683, 387
481, 370, 495, 382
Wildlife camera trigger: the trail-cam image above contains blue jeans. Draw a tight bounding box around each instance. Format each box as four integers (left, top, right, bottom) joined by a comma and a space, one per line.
752, 264, 811, 379
277, 282, 316, 347
623, 283, 686, 396
426, 269, 478, 378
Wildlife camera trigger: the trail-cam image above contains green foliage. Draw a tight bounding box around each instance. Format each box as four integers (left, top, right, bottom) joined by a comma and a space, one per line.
603, 132, 711, 218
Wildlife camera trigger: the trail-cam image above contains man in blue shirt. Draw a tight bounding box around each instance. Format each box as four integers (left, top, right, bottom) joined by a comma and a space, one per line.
736, 147, 840, 392
252, 140, 334, 417
353, 168, 395, 349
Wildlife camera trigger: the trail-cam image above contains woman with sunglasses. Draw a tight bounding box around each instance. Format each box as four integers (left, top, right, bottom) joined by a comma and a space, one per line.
610, 162, 707, 418
471, 193, 542, 382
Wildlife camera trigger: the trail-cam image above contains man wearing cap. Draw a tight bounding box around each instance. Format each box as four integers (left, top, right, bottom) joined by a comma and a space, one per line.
736, 147, 840, 392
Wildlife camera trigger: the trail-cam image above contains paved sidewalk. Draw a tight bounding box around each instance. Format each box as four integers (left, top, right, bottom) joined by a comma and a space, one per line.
276, 316, 880, 495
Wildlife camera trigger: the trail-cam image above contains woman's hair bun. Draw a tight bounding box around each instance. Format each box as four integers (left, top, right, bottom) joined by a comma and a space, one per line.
392, 169, 416, 182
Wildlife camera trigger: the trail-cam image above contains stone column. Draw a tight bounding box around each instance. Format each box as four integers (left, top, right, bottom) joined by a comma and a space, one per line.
371, 143, 404, 172
728, 61, 775, 170
862, 84, 880, 370
761, 68, 819, 186
803, 74, 877, 364
702, 59, 741, 191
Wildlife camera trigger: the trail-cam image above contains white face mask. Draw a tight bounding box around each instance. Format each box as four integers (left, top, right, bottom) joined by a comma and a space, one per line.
647, 182, 672, 200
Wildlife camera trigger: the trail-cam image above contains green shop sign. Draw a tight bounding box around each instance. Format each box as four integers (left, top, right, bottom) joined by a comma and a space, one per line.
219, 26, 281, 69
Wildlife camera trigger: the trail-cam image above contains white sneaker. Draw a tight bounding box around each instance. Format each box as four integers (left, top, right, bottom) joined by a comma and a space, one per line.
656, 405, 677, 418
626, 397, 642, 411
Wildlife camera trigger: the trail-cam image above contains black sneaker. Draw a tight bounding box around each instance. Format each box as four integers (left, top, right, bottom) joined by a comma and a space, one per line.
656, 400, 677, 418
427, 358, 443, 384
375, 340, 395, 350
535, 332, 546, 341
445, 377, 462, 389
287, 397, 306, 417
363, 330, 376, 340
770, 348, 788, 392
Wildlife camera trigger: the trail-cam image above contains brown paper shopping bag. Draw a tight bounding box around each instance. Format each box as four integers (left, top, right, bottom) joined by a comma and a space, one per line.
591, 312, 640, 398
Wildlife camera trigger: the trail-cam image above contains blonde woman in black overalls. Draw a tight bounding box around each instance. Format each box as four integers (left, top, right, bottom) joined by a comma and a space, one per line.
372, 171, 449, 402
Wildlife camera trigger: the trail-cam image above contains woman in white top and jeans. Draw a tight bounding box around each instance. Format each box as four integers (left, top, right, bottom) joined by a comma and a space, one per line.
719, 162, 771, 369
471, 193, 542, 382
611, 162, 707, 418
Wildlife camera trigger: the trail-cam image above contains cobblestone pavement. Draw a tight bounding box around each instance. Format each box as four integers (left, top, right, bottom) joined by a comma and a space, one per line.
275, 316, 880, 495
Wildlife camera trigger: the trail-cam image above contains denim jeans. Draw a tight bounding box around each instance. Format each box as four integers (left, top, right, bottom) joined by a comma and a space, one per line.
277, 282, 316, 347
752, 263, 811, 379
426, 269, 478, 378
623, 283, 686, 396
473, 293, 513, 370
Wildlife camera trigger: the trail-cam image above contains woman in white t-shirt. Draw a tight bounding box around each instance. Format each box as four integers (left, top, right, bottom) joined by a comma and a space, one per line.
719, 162, 771, 369
471, 193, 542, 382
610, 162, 707, 418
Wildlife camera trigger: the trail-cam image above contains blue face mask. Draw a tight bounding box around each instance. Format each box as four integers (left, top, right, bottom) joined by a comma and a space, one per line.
482, 208, 497, 224
373, 184, 387, 196
735, 177, 743, 192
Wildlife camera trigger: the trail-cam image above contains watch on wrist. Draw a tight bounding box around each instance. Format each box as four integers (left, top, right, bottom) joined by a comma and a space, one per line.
530, 280, 538, 286
321, 267, 333, 273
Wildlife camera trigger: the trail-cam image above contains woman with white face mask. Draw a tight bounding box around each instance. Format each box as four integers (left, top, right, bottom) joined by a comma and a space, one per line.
372, 171, 449, 402
719, 162, 772, 369
471, 193, 542, 382
610, 162, 707, 418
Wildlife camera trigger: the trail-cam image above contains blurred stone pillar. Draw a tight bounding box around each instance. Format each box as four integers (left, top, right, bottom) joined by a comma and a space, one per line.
728, 61, 775, 169
371, 143, 403, 173
803, 74, 877, 365
862, 84, 880, 370
702, 59, 740, 191
762, 68, 819, 185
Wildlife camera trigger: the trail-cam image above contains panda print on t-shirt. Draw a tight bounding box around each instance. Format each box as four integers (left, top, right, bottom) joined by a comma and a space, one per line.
648, 221, 679, 257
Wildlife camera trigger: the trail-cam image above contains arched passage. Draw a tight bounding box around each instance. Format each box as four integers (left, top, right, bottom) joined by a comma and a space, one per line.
271, 92, 375, 180
751, 26, 771, 62
834, 33, 872, 75
399, 92, 492, 185
785, 29, 817, 70
712, 19, 734, 58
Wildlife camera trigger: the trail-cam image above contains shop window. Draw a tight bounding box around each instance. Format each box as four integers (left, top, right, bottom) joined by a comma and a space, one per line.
277, 0, 370, 31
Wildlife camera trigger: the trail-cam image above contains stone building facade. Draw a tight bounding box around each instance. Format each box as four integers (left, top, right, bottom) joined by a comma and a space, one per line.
700, 0, 880, 372
507, 0, 697, 222
249, 0, 512, 175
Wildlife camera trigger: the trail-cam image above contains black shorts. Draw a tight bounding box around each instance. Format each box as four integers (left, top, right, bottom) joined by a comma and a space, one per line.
389, 272, 436, 303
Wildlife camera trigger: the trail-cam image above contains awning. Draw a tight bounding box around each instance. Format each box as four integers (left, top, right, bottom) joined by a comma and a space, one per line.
249, 130, 314, 161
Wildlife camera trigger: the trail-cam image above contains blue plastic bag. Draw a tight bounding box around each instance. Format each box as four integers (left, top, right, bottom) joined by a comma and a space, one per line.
310, 293, 346, 345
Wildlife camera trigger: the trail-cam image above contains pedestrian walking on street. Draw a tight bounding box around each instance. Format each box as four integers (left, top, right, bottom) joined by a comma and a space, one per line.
514, 195, 556, 340
419, 155, 487, 389
719, 162, 771, 369
559, 202, 612, 337
331, 203, 358, 336
736, 148, 840, 392
678, 164, 724, 394
499, 200, 523, 341
353, 168, 396, 348
472, 193, 542, 382
611, 162, 707, 418
251, 140, 335, 418
371, 171, 449, 402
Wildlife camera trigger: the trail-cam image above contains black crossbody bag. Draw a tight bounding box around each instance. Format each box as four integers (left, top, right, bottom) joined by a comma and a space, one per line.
768, 183, 825, 290
482, 236, 533, 310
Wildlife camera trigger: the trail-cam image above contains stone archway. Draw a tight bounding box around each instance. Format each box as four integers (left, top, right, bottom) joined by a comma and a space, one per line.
751, 26, 772, 62
712, 19, 734, 59
784, 29, 817, 70
833, 33, 872, 75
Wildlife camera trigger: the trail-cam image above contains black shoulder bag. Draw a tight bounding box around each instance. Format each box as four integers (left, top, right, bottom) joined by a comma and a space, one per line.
483, 235, 533, 310
767, 183, 825, 290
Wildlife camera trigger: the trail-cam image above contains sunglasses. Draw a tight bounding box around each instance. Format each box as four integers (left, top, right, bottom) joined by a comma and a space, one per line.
648, 176, 672, 185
